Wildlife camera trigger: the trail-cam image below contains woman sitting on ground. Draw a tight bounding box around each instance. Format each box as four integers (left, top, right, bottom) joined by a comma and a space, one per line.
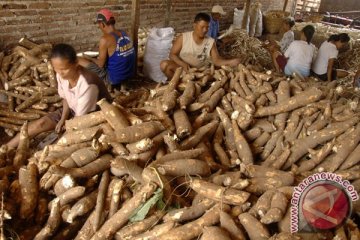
312, 33, 350, 81
5, 43, 111, 148
272, 25, 316, 78
267, 17, 295, 72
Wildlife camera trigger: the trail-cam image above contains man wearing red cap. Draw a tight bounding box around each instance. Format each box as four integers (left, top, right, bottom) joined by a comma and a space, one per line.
78, 9, 136, 89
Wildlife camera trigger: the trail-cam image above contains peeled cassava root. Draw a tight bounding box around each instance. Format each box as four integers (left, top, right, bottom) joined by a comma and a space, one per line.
2, 62, 360, 240
0, 38, 62, 135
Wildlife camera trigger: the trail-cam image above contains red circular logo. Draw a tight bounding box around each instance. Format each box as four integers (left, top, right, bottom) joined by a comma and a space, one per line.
301, 183, 350, 230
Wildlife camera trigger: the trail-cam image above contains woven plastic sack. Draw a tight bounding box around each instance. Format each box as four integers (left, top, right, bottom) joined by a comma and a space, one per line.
233, 8, 244, 28
143, 27, 174, 83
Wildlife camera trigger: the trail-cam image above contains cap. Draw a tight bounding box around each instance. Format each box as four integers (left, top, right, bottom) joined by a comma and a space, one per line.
283, 16, 295, 26
96, 9, 114, 23
212, 5, 226, 15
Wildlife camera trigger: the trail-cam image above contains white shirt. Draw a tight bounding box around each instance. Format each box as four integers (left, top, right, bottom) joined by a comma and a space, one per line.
280, 30, 294, 53
312, 41, 338, 75
284, 40, 316, 77
57, 73, 99, 116
179, 31, 215, 68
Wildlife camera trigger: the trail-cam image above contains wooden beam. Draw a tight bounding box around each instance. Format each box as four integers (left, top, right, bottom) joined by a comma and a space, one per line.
131, 0, 140, 76
241, 0, 251, 30
301, 0, 308, 11
165, 0, 171, 27
326, 10, 360, 14
283, 0, 289, 11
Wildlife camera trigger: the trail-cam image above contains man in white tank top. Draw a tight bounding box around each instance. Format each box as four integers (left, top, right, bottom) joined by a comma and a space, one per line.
160, 13, 241, 78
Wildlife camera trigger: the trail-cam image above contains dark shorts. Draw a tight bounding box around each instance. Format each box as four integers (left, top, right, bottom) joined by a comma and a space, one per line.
87, 62, 110, 83
311, 69, 337, 81
276, 55, 287, 72
46, 108, 74, 123
87, 62, 124, 90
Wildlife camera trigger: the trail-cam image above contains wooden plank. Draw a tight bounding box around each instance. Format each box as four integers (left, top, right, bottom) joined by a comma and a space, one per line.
295, 0, 321, 13
131, 0, 140, 76
301, 0, 308, 11
283, 0, 289, 11
327, 10, 360, 14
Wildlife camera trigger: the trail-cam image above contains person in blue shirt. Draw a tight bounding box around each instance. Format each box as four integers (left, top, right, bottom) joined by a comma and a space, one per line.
208, 5, 226, 41
78, 9, 136, 90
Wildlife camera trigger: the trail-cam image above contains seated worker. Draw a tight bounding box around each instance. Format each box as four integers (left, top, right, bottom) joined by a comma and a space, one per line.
312, 33, 350, 81
160, 12, 241, 79
266, 17, 295, 72
272, 25, 316, 78
78, 8, 136, 89
208, 5, 226, 41
5, 44, 111, 148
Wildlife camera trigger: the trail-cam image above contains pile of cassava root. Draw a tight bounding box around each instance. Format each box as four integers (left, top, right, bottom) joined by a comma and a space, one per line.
1, 63, 360, 240
0, 38, 62, 137
137, 27, 150, 70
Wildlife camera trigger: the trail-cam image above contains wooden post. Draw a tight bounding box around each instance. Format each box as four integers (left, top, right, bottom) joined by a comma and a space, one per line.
241, 0, 251, 30
283, 0, 289, 11
165, 0, 171, 27
131, 0, 140, 76
290, 0, 297, 16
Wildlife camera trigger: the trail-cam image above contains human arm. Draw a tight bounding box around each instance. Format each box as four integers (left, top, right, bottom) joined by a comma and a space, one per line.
55, 76, 69, 133
327, 58, 335, 81
55, 99, 70, 133
261, 40, 279, 54
279, 38, 287, 53
169, 34, 190, 72
210, 43, 241, 67
283, 42, 293, 60
91, 36, 108, 68
272, 40, 281, 50
279, 31, 294, 53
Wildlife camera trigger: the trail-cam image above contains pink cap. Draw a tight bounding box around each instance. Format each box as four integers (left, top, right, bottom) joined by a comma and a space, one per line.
96, 8, 114, 22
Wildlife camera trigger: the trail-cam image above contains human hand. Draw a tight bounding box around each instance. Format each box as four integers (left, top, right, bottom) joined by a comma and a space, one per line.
181, 63, 190, 73
228, 58, 242, 67
55, 119, 65, 133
